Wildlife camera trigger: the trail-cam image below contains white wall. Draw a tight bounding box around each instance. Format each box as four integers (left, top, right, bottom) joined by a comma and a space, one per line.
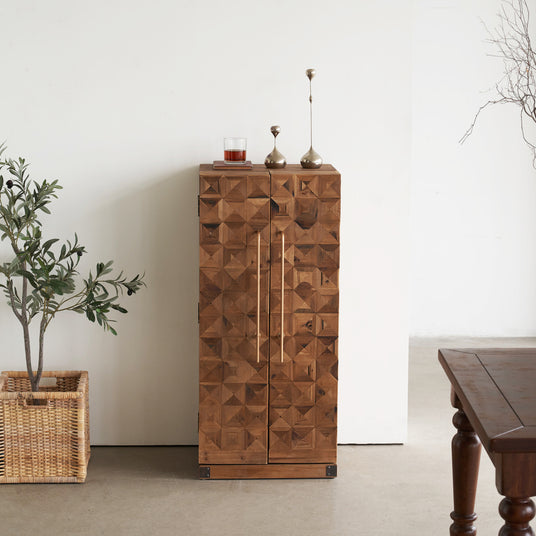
0, 0, 411, 444
412, 0, 536, 337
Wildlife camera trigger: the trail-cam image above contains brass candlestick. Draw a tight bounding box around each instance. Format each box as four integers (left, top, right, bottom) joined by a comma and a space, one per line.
300, 68, 322, 169
264, 125, 287, 169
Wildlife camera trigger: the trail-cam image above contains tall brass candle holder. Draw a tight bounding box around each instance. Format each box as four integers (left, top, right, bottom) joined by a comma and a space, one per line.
300, 68, 322, 169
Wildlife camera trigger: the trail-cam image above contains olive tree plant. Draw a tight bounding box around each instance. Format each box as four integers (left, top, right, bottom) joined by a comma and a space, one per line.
0, 145, 145, 392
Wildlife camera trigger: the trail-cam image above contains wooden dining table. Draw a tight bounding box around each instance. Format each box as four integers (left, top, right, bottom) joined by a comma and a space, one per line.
439, 348, 536, 535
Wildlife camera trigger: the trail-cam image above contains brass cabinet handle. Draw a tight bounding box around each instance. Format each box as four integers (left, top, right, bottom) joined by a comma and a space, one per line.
281, 232, 285, 363
257, 232, 261, 363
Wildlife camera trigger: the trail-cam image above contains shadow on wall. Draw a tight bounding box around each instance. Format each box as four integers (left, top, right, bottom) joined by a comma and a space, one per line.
87, 166, 199, 445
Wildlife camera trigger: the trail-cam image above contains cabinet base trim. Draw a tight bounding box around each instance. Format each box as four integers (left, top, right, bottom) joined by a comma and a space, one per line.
199, 463, 337, 479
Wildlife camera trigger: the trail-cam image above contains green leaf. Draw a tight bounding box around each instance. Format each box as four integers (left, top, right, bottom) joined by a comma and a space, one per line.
16, 269, 37, 287
42, 238, 58, 252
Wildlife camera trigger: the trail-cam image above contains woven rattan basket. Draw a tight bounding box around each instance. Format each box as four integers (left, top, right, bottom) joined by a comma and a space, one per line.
0, 370, 90, 483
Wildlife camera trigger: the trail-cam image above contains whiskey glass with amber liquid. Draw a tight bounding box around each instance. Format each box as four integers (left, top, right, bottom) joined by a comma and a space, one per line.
224, 137, 247, 164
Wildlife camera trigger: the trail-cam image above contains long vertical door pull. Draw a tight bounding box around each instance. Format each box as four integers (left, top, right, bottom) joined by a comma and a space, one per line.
257, 232, 261, 363
281, 232, 285, 363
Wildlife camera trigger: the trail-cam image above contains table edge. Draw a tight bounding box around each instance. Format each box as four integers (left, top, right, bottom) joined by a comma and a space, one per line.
438, 348, 536, 453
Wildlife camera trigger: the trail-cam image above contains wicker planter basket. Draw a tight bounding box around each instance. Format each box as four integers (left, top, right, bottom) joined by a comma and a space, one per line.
0, 370, 90, 483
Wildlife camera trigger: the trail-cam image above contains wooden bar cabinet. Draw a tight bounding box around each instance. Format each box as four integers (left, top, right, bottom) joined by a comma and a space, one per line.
198, 164, 340, 479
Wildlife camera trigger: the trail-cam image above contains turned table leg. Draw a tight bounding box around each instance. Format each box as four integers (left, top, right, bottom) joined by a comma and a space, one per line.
498, 497, 535, 536
450, 395, 482, 536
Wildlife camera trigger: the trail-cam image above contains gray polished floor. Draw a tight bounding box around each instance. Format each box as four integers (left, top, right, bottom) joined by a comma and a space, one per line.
2, 337, 535, 535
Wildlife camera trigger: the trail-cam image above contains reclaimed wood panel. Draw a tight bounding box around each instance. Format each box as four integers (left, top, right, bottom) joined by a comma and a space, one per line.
268, 167, 340, 464
199, 168, 271, 464
200, 463, 336, 479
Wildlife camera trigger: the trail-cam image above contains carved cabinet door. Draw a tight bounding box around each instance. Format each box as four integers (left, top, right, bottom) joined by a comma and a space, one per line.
268, 168, 340, 463
198, 170, 271, 464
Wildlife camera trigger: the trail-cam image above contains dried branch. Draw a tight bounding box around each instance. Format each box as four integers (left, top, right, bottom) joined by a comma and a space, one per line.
461, 0, 536, 166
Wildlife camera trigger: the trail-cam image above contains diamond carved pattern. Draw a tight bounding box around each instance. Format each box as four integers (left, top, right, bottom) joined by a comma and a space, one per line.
199, 171, 270, 465
269, 169, 340, 464
199, 166, 339, 467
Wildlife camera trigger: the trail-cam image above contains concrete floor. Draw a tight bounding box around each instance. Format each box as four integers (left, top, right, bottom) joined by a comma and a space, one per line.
2, 337, 535, 535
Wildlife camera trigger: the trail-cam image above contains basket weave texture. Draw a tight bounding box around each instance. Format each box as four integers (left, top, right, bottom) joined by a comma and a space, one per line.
0, 370, 90, 483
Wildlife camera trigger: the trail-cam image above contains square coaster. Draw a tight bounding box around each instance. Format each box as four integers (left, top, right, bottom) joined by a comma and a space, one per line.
213, 160, 253, 170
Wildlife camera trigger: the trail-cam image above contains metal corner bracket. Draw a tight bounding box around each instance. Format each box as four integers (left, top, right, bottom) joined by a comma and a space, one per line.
326, 464, 337, 477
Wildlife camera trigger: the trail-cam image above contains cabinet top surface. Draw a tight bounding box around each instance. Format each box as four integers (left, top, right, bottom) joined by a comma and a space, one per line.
439, 348, 536, 452
199, 164, 338, 175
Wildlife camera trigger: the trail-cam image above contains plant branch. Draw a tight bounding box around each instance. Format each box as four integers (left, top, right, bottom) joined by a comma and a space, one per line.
7, 277, 35, 388
462, 0, 536, 165
6, 279, 23, 323
35, 303, 48, 390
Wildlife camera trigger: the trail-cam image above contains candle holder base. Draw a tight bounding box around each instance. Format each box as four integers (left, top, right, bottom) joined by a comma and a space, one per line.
300, 147, 322, 169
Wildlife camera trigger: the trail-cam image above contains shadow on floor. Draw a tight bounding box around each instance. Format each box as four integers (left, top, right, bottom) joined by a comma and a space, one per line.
88, 446, 199, 481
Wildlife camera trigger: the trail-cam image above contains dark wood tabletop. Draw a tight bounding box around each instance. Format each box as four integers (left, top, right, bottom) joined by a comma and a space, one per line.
439, 348, 536, 453
439, 348, 536, 535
